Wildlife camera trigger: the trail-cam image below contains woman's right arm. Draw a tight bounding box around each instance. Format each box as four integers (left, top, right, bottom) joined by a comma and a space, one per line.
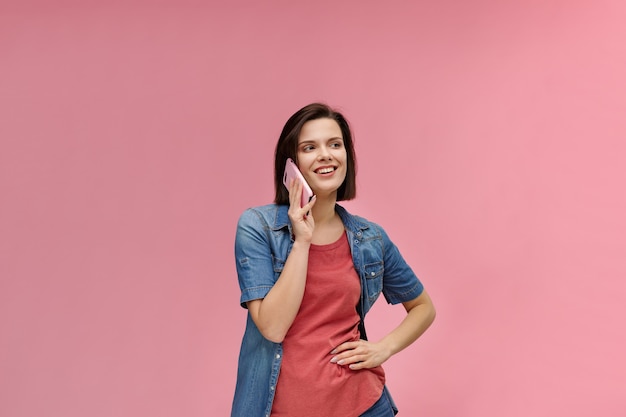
246, 239, 310, 343
247, 180, 316, 343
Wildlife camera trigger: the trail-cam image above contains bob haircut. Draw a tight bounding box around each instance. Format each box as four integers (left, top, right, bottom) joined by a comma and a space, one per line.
274, 103, 357, 204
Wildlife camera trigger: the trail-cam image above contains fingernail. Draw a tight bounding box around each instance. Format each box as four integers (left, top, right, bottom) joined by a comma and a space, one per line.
330, 349, 336, 354
330, 357, 338, 363
337, 360, 345, 365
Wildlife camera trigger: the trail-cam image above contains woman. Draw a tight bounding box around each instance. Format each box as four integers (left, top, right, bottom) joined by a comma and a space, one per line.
232, 103, 435, 417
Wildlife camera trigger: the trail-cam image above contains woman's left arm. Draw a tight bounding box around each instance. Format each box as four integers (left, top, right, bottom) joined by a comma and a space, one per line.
330, 290, 435, 370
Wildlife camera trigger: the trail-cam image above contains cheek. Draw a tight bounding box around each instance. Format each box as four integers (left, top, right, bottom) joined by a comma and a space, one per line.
296, 154, 314, 170
339, 168, 348, 182
338, 151, 348, 170
301, 170, 314, 182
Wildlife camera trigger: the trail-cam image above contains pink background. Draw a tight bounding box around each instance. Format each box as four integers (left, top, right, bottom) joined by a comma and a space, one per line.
1, 1, 625, 416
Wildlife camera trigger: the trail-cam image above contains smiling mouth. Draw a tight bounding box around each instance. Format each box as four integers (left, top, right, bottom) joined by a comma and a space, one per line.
315, 167, 336, 174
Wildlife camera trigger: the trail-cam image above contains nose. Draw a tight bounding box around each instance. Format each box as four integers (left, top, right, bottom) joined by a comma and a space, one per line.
317, 145, 332, 161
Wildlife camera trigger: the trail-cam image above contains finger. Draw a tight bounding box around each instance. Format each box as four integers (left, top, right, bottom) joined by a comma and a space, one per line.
303, 195, 316, 214
330, 346, 364, 364
293, 180, 304, 208
288, 179, 302, 208
348, 361, 369, 370
335, 353, 367, 366
330, 341, 359, 354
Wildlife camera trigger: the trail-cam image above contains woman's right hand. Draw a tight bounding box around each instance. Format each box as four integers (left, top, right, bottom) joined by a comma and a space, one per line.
246, 179, 316, 343
287, 179, 316, 243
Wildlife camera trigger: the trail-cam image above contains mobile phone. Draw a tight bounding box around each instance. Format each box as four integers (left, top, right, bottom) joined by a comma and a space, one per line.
283, 158, 314, 208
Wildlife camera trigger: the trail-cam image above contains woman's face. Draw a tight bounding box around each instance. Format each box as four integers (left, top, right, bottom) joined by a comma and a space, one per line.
296, 118, 347, 199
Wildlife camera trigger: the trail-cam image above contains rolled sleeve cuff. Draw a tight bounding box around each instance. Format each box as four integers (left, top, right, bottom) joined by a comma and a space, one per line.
240, 285, 274, 308
384, 280, 424, 305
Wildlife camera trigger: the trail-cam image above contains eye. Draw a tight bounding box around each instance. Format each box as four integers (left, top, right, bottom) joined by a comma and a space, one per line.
330, 141, 343, 148
302, 145, 315, 152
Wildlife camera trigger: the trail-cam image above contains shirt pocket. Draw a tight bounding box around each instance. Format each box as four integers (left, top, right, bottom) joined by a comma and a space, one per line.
363, 261, 384, 302
272, 256, 285, 280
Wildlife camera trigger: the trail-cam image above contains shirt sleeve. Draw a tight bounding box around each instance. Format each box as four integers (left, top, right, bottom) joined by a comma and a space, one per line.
234, 208, 277, 308
378, 225, 424, 305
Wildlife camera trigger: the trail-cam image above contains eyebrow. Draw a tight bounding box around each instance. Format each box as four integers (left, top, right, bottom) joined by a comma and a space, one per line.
298, 137, 344, 144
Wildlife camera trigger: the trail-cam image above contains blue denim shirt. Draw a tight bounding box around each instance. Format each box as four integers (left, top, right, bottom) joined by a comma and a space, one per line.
231, 204, 424, 417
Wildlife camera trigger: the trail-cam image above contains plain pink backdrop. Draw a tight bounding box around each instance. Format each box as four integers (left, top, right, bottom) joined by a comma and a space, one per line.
1, 1, 625, 416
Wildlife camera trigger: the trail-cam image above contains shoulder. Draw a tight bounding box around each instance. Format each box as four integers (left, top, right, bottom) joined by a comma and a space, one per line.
336, 204, 387, 238
237, 204, 287, 227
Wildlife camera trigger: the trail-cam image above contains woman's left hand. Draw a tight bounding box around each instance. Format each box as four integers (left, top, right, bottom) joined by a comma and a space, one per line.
329, 340, 391, 370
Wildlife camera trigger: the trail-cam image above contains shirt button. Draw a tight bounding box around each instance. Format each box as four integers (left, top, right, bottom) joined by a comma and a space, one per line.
371, 272, 376, 276
276, 354, 281, 359
356, 231, 362, 237
270, 386, 275, 391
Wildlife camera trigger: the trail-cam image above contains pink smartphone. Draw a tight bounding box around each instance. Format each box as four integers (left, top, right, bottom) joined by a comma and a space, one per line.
283, 158, 313, 208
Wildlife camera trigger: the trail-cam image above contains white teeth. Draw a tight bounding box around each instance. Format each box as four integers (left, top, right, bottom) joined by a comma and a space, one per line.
317, 167, 335, 174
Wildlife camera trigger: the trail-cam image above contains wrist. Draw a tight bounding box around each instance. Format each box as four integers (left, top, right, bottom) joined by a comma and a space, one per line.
292, 239, 312, 249
378, 337, 398, 358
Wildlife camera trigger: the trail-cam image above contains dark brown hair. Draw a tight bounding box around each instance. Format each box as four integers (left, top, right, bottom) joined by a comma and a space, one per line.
274, 103, 357, 204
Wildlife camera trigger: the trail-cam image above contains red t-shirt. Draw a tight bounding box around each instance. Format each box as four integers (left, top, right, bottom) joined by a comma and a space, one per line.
271, 233, 385, 417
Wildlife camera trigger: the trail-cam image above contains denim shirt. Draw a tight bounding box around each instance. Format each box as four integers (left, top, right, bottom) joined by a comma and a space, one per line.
231, 204, 424, 417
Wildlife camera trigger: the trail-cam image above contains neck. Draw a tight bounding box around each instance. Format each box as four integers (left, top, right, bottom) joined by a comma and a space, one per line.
311, 195, 337, 225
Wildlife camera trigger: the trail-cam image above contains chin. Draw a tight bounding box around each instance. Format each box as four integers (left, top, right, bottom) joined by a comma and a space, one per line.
314, 186, 342, 198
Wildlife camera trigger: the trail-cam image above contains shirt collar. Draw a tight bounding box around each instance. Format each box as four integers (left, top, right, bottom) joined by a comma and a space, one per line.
270, 204, 369, 233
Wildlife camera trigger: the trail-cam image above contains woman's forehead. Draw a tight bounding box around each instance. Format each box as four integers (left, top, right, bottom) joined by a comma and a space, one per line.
298, 118, 342, 142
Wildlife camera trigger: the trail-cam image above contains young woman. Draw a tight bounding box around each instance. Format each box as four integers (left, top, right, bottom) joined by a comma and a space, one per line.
232, 103, 435, 417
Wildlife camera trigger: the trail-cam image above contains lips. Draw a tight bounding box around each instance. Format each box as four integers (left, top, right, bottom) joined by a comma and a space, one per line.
314, 166, 336, 174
